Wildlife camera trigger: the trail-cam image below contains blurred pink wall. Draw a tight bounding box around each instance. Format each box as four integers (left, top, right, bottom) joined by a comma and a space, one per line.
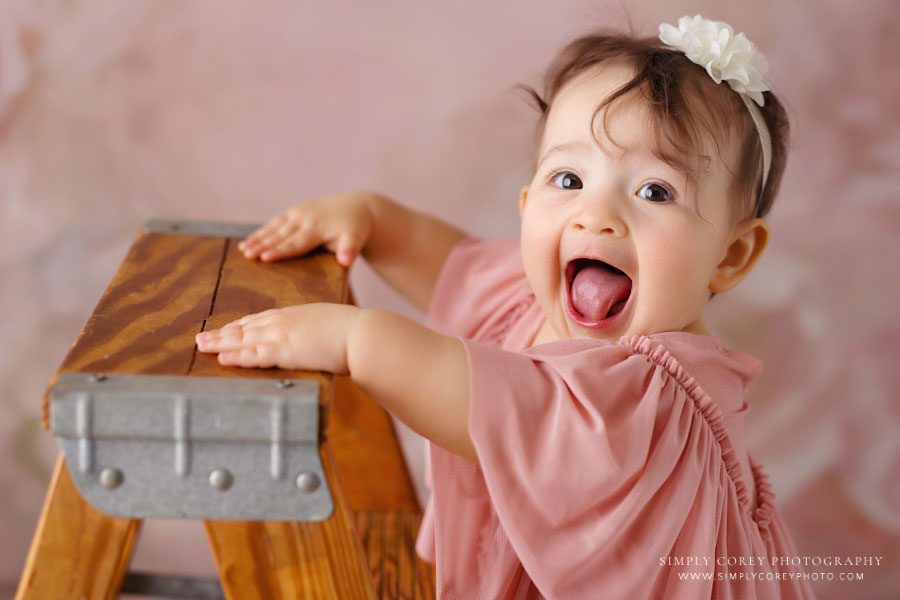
1, 1, 898, 598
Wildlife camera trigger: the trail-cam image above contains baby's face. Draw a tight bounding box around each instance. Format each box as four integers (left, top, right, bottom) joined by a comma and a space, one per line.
520, 62, 741, 342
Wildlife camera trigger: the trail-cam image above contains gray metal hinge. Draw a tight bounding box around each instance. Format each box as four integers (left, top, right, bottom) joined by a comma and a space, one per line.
50, 373, 332, 521
144, 219, 262, 239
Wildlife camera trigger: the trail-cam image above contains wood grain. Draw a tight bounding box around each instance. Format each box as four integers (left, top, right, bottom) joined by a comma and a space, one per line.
15, 455, 141, 600
188, 241, 347, 422
205, 443, 375, 600
192, 239, 348, 337
330, 376, 420, 513
42, 231, 226, 428
354, 512, 437, 600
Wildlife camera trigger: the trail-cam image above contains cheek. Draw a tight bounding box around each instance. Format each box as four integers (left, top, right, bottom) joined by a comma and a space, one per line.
520, 205, 562, 289
640, 228, 715, 296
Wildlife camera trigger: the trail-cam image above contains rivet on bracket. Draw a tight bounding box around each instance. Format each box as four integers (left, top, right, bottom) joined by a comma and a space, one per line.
99, 467, 124, 489
209, 469, 233, 491
296, 472, 320, 493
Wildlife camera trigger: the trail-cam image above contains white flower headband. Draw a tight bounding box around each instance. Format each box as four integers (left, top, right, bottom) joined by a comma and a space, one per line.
659, 15, 772, 196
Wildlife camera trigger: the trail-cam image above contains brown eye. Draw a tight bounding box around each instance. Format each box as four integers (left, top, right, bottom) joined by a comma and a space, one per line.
551, 172, 583, 190
638, 183, 671, 203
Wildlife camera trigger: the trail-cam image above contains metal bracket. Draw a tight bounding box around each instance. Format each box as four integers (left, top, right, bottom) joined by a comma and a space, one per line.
144, 219, 262, 239
50, 373, 333, 521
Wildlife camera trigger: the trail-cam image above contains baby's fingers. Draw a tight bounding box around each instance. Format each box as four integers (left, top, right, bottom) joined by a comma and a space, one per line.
239, 216, 287, 256
258, 228, 323, 262
243, 221, 300, 260
195, 324, 267, 353
217, 343, 281, 368
228, 310, 278, 328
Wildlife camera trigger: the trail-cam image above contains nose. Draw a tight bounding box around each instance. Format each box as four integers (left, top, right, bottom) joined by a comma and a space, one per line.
570, 189, 628, 237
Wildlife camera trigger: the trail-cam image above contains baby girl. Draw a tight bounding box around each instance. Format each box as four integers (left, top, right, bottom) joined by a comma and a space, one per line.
197, 16, 816, 599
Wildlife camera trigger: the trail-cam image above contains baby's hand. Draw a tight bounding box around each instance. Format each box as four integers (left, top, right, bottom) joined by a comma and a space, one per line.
195, 304, 360, 374
238, 192, 379, 266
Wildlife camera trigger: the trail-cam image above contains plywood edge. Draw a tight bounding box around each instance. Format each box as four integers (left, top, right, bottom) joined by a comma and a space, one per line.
41, 229, 227, 428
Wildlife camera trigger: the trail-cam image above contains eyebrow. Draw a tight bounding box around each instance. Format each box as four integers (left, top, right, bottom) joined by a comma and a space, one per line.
535, 141, 593, 171
537, 138, 707, 185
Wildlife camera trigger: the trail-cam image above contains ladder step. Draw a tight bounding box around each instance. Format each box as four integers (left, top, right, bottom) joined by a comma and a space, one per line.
120, 572, 224, 599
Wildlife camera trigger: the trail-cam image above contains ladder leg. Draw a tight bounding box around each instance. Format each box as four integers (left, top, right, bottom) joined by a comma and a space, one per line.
16, 453, 141, 600
204, 443, 375, 600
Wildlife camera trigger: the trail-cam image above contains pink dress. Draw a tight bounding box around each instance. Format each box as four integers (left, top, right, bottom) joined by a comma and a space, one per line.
415, 239, 816, 599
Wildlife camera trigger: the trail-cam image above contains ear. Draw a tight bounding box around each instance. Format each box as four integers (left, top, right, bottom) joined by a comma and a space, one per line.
709, 218, 770, 294
519, 186, 529, 217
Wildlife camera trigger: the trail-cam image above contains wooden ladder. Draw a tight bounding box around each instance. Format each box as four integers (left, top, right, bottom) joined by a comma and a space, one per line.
15, 224, 435, 599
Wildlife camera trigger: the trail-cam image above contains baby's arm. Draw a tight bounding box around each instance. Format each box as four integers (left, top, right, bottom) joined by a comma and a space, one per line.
238, 192, 466, 311
195, 304, 475, 461
202, 193, 472, 457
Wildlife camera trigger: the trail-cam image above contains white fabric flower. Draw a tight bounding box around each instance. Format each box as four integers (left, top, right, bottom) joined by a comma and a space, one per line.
659, 15, 768, 106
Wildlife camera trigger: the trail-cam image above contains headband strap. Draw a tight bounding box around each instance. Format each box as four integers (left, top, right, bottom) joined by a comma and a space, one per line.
739, 93, 772, 197
659, 15, 772, 198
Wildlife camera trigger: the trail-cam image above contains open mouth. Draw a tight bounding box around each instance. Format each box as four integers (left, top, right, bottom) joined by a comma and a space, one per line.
565, 258, 633, 328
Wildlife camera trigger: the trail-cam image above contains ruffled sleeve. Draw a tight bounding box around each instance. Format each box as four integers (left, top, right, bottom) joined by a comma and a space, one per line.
461, 335, 796, 599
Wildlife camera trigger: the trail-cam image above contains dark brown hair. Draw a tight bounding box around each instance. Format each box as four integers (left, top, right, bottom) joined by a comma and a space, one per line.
523, 33, 789, 220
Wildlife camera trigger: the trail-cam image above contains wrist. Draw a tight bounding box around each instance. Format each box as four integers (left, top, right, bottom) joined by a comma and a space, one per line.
361, 191, 394, 227
345, 308, 366, 380
357, 191, 391, 257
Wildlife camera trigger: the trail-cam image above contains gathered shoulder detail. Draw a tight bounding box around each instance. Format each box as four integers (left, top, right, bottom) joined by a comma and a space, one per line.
749, 456, 777, 534
620, 334, 767, 527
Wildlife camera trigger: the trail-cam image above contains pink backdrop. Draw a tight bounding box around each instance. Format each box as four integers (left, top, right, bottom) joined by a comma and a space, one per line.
1, 1, 898, 598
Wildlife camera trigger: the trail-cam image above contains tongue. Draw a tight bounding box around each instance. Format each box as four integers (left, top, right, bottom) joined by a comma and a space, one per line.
571, 264, 631, 322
